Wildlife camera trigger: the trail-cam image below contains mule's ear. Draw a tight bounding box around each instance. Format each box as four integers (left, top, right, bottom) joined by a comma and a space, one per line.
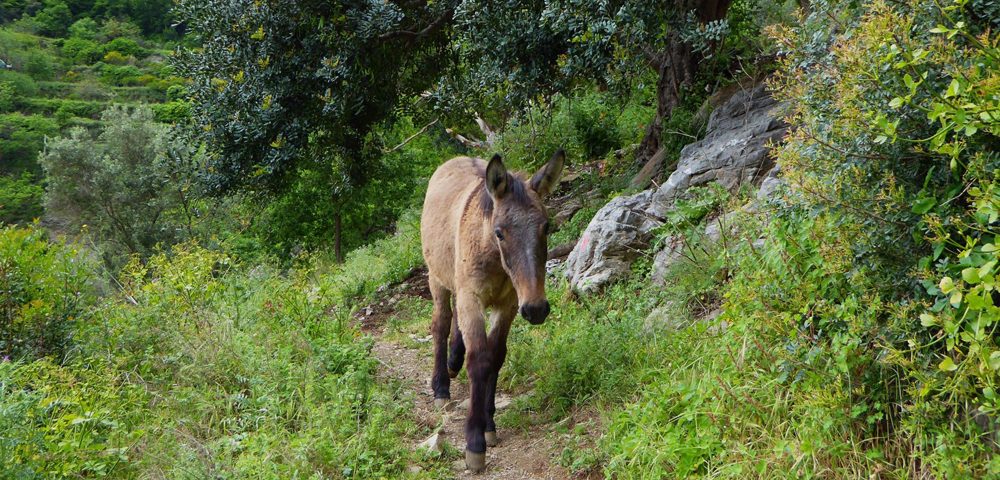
485, 154, 509, 199
530, 149, 565, 198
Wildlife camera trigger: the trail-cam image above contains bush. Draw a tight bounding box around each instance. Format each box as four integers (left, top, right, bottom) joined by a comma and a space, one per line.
0, 225, 93, 361
97, 63, 142, 86
101, 50, 129, 65
103, 37, 146, 58
62, 37, 103, 64
0, 82, 14, 112
68, 17, 99, 40
0, 70, 39, 97
0, 113, 59, 175
0, 173, 44, 224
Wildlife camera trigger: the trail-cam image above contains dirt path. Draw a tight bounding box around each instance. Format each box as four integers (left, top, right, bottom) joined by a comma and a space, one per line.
372, 337, 571, 479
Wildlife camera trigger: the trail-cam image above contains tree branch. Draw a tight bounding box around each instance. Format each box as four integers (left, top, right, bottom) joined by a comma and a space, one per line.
380, 9, 453, 41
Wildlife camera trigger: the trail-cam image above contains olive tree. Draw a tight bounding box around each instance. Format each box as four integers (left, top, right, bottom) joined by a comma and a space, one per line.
40, 106, 204, 267
173, 0, 456, 260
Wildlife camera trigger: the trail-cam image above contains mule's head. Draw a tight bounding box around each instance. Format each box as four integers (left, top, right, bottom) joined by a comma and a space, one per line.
483, 150, 565, 325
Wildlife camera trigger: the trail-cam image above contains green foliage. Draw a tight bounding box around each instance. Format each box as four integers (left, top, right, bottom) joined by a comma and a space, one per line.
762, 0, 1000, 475
61, 37, 103, 64
0, 225, 92, 361
39, 106, 206, 266
0, 113, 59, 175
67, 17, 99, 40
0, 229, 443, 477
174, 0, 456, 197
103, 37, 145, 58
0, 69, 39, 97
0, 81, 14, 112
312, 208, 426, 305
150, 99, 189, 123
0, 173, 44, 224
32, 2, 72, 37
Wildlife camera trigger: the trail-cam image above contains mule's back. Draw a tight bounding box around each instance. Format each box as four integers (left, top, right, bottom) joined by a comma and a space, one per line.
421, 156, 487, 290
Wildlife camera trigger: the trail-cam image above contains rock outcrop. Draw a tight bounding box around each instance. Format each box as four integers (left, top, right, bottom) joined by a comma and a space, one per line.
562, 191, 658, 294
646, 83, 788, 218
565, 82, 788, 294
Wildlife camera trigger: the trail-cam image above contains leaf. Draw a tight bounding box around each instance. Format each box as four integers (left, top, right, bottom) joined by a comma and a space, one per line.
939, 356, 958, 372
940, 276, 955, 293
979, 260, 997, 279
912, 197, 936, 214
950, 290, 963, 306
889, 97, 904, 109
962, 267, 981, 284
920, 313, 937, 327
990, 351, 1000, 371
984, 243, 998, 253
946, 79, 961, 98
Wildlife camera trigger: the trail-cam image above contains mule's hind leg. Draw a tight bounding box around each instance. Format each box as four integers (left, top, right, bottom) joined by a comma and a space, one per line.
484, 302, 517, 447
429, 280, 453, 409
447, 300, 465, 378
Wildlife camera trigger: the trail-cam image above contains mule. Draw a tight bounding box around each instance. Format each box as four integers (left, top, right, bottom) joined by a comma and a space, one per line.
420, 150, 564, 472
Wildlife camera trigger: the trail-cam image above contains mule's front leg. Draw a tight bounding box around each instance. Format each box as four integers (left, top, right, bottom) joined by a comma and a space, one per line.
484, 304, 516, 446
456, 292, 490, 472
429, 282, 453, 409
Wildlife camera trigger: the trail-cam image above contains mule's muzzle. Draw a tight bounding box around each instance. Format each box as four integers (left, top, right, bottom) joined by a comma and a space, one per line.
520, 301, 550, 325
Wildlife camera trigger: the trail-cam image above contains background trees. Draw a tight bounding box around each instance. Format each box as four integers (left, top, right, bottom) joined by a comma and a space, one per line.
173, 0, 457, 261
39, 106, 205, 267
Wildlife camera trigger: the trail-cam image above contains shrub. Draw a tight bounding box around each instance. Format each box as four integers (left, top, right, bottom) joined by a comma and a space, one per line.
0, 82, 14, 112
62, 37, 103, 64
101, 50, 129, 65
150, 100, 189, 123
103, 37, 146, 58
0, 225, 93, 361
0, 70, 38, 97
67, 17, 98, 40
0, 173, 44, 224
97, 63, 142, 86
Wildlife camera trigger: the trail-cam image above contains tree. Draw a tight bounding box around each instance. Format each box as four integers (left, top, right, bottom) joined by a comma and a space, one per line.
39, 106, 204, 266
174, 0, 456, 261
449, 0, 737, 167
33, 1, 73, 37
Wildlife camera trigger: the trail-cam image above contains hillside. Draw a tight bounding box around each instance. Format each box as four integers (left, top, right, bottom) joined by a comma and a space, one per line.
1, 1, 999, 479
0, 16, 185, 224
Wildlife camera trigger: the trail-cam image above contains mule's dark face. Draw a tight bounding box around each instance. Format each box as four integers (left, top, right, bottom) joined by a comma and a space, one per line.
484, 151, 564, 325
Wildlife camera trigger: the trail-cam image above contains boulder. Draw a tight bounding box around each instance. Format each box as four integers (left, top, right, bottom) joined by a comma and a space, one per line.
650, 236, 686, 285
647, 83, 788, 218
566, 82, 787, 294
564, 191, 658, 294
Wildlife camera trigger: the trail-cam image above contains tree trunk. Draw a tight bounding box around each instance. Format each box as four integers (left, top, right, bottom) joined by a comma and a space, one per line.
333, 211, 344, 263
633, 0, 733, 169
634, 34, 693, 168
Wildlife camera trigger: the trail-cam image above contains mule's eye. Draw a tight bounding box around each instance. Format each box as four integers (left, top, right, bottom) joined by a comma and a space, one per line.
494, 228, 504, 241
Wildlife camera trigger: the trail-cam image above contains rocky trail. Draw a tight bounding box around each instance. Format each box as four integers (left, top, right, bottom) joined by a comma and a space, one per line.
357, 268, 590, 479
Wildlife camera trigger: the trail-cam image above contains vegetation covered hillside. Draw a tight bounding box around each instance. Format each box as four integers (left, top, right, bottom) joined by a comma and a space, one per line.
0, 1, 186, 225
1, 0, 998, 478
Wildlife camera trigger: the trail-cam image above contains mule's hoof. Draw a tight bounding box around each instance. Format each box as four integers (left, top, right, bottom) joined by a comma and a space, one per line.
465, 450, 486, 473
485, 431, 499, 447
448, 368, 460, 379
433, 397, 450, 410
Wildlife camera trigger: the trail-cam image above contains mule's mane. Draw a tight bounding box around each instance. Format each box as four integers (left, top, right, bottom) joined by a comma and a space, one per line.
475, 170, 531, 216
